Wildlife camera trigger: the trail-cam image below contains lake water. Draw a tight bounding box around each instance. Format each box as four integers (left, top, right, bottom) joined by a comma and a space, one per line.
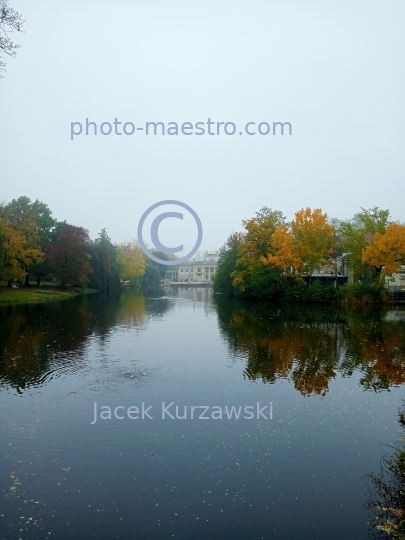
1, 288, 404, 539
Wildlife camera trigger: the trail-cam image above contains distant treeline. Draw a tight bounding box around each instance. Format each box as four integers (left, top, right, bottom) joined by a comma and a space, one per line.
0, 196, 167, 290
213, 206, 405, 302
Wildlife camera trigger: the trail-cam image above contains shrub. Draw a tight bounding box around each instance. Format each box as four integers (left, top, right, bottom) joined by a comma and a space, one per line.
337, 281, 387, 304
282, 279, 337, 303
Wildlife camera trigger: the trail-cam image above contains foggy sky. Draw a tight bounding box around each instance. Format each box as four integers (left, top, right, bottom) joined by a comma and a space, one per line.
1, 0, 404, 255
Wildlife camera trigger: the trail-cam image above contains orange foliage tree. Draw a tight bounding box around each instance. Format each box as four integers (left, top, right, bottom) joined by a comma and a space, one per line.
261, 223, 302, 276
262, 208, 336, 281
362, 222, 405, 277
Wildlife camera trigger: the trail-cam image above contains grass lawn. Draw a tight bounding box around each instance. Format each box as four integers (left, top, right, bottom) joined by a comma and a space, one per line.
0, 284, 98, 304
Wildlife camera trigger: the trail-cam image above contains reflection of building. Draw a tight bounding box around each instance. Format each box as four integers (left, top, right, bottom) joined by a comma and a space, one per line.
385, 265, 405, 291
165, 250, 219, 284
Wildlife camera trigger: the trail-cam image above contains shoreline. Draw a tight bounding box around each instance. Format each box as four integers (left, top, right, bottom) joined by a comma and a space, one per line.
0, 286, 99, 305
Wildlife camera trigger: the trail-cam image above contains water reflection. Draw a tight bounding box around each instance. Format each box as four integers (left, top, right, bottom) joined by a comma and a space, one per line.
366, 402, 405, 538
1, 291, 405, 397
214, 297, 405, 396
0, 291, 172, 392
1, 289, 405, 540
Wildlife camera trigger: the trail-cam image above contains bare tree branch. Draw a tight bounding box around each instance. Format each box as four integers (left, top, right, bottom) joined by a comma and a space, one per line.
0, 0, 25, 76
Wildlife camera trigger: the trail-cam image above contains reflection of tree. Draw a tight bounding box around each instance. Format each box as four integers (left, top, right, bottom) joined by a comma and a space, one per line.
214, 297, 405, 396
0, 294, 132, 391
344, 312, 405, 391
0, 291, 174, 393
117, 292, 172, 327
366, 402, 405, 539
0, 299, 94, 392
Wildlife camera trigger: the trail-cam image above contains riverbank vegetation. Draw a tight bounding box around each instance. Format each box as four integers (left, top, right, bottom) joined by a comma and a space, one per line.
214, 206, 405, 303
367, 402, 405, 538
0, 196, 166, 301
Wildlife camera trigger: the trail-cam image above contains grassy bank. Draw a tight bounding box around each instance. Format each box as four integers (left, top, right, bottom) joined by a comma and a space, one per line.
0, 285, 98, 304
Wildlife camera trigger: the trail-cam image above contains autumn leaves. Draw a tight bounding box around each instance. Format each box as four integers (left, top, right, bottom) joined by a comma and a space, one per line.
362, 223, 405, 277
216, 205, 405, 298
230, 207, 337, 293
261, 208, 336, 278
0, 196, 146, 289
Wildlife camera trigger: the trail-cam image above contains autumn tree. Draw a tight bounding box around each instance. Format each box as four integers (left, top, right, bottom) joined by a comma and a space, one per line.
0, 196, 56, 286
362, 222, 405, 279
262, 208, 336, 282
0, 218, 42, 286
232, 207, 285, 292
261, 223, 302, 276
116, 239, 145, 286
340, 207, 391, 282
291, 208, 336, 280
0, 0, 25, 76
46, 223, 92, 287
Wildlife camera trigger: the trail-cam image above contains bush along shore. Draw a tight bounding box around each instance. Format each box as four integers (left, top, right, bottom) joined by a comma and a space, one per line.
213, 205, 405, 304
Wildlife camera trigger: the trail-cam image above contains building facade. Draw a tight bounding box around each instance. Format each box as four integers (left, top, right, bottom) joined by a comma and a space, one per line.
385, 265, 405, 291
165, 250, 220, 283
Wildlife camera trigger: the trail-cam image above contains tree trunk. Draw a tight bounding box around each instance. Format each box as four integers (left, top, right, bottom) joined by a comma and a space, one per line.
36, 274, 41, 287
7, 280, 12, 288
24, 274, 30, 287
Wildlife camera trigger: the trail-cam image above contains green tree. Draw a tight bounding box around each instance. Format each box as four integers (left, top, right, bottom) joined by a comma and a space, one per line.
340, 207, 391, 282
214, 231, 245, 295
142, 260, 161, 291
232, 208, 285, 292
0, 223, 5, 277
88, 229, 122, 291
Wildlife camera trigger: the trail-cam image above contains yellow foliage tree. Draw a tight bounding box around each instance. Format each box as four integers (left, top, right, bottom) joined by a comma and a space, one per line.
291, 208, 336, 278
261, 208, 336, 281
0, 219, 43, 284
117, 239, 146, 283
362, 223, 405, 277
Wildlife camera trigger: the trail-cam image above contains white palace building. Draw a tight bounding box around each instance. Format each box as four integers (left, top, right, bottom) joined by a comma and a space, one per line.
164, 250, 220, 285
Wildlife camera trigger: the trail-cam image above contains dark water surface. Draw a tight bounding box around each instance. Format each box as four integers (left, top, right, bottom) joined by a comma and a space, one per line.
1, 288, 405, 539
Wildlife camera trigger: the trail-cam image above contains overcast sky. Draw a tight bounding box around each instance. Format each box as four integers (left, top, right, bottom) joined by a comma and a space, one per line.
1, 0, 404, 255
